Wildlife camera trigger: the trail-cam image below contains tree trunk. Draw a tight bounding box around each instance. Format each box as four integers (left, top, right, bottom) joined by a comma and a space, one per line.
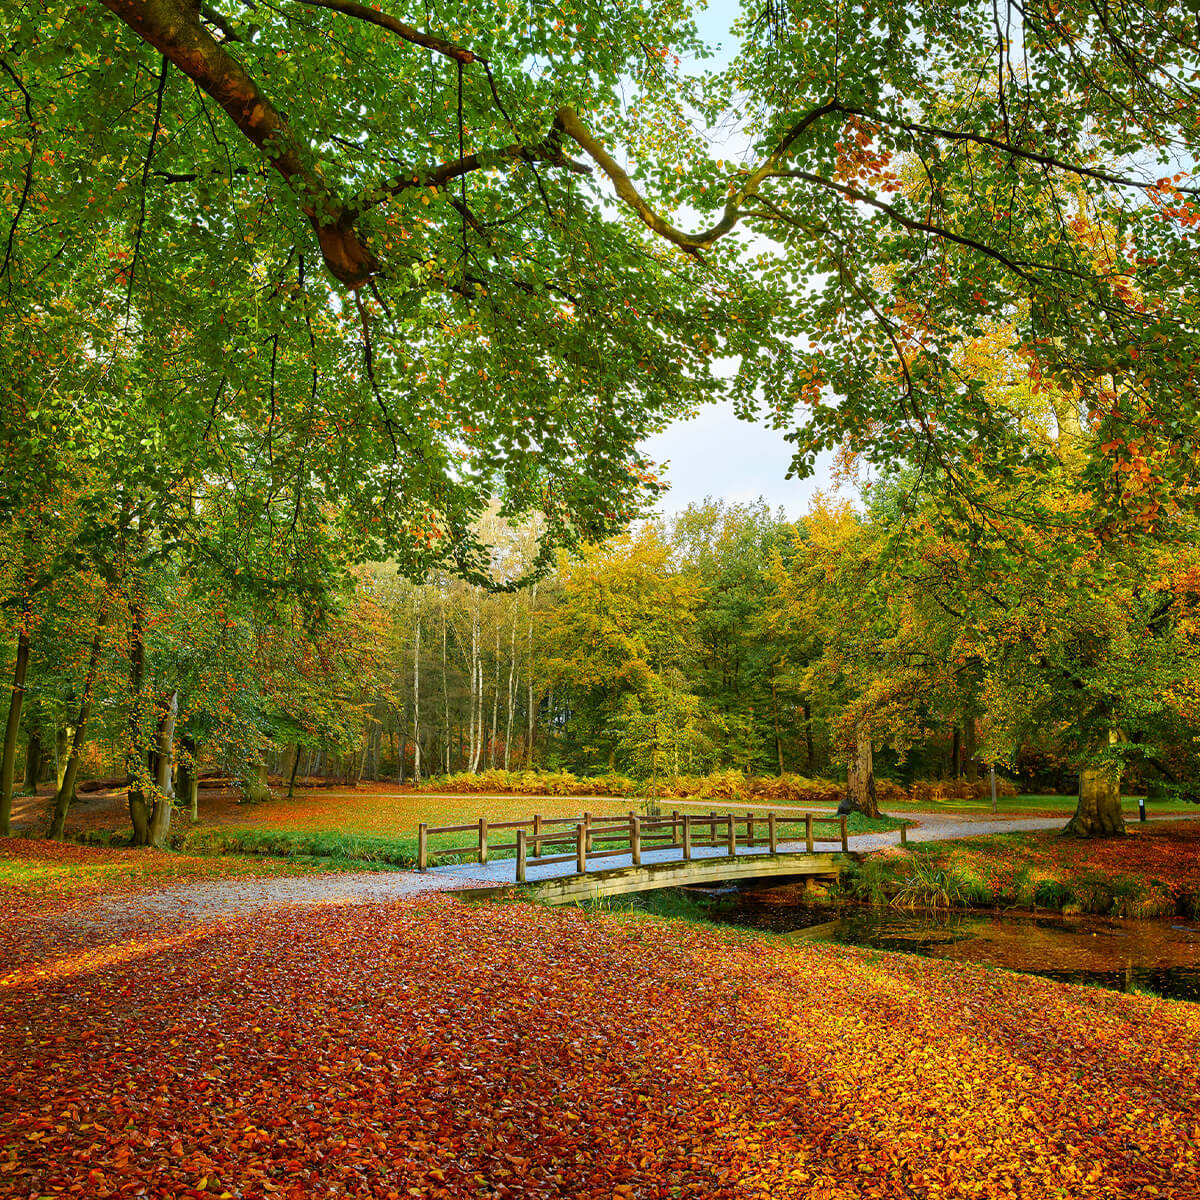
802, 701, 815, 774
178, 735, 200, 822
23, 729, 44, 793
839, 722, 879, 818
1064, 762, 1126, 837
504, 600, 517, 771
147, 691, 178, 848
525, 583, 537, 768
241, 760, 271, 804
0, 609, 32, 836
771, 673, 784, 776
286, 743, 302, 798
127, 599, 150, 847
489, 622, 500, 770
951, 725, 961, 779
963, 716, 979, 783
412, 614, 422, 784
54, 726, 69, 789
46, 615, 106, 840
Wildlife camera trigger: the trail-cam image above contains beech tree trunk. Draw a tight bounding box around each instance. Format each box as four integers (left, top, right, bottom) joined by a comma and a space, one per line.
23, 730, 44, 793
286, 743, 302, 798
1064, 764, 1126, 837
525, 583, 537, 768
241, 760, 271, 804
46, 616, 106, 840
178, 735, 200, 822
54, 726, 69, 788
839, 722, 879, 819
147, 691, 178, 848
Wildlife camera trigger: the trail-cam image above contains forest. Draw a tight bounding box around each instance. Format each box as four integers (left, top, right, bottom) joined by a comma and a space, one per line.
4, 1, 1200, 1198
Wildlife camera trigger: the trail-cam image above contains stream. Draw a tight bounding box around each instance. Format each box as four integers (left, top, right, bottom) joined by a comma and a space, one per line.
691, 884, 1200, 1002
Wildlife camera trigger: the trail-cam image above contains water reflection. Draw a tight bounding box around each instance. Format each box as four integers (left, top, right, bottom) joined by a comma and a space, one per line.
694, 884, 1200, 1002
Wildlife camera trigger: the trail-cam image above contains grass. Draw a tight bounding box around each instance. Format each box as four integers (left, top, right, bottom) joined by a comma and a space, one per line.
0, 836, 336, 904
60, 789, 907, 872
841, 819, 1200, 918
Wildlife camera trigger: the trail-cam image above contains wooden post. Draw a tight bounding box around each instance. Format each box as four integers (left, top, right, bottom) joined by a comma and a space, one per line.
709, 810, 716, 846
840, 815, 849, 853
478, 817, 489, 865
672, 809, 680, 847
900, 822, 908, 847
805, 812, 813, 853
583, 810, 592, 855
682, 815, 693, 860
726, 812, 736, 857
768, 812, 777, 855
533, 813, 542, 856
418, 823, 428, 871
516, 829, 527, 883
631, 816, 641, 866
576, 823, 586, 873
747, 814, 755, 846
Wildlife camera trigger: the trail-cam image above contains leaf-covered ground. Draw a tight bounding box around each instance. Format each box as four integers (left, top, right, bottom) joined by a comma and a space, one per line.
0, 838, 332, 911
3, 890, 1198, 1199
849, 819, 1200, 917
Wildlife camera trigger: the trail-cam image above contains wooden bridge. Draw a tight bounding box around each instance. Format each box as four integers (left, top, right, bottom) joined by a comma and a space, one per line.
419, 809, 890, 904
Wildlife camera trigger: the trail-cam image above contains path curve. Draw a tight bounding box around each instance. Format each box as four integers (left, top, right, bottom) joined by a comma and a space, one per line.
27, 811, 1198, 933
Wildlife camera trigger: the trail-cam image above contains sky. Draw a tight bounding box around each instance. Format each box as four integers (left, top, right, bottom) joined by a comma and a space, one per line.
642, 404, 837, 521
636, 0, 837, 522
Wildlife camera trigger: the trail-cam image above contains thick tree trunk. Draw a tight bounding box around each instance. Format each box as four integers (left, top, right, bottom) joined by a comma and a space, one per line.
147, 691, 178, 848
0, 611, 32, 836
525, 583, 538, 768
1064, 764, 1126, 837
177, 736, 200, 822
839, 722, 879, 818
23, 729, 44, 793
286, 743, 302, 798
241, 760, 271, 804
46, 616, 106, 840
950, 725, 961, 778
802, 701, 815, 773
54, 726, 69, 788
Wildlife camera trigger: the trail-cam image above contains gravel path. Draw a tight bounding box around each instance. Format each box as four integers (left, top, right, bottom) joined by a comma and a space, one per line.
27, 811, 1198, 936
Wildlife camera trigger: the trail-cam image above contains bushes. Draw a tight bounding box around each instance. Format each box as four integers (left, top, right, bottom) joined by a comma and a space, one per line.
416, 768, 1020, 809
417, 769, 639, 798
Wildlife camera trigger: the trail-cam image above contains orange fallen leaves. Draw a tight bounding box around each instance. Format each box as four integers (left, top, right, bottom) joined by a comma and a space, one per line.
2, 893, 1198, 1198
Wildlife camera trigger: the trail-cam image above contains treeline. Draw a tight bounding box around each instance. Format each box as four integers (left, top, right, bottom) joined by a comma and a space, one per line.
6, 481, 1197, 845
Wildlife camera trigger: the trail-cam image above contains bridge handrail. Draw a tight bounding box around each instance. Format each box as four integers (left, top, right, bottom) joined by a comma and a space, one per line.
416, 806, 875, 874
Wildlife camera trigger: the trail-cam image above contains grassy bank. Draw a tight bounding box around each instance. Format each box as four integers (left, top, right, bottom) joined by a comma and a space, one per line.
842, 819, 1200, 918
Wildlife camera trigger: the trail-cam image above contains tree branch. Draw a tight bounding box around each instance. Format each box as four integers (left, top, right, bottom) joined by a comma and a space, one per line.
293, 0, 478, 63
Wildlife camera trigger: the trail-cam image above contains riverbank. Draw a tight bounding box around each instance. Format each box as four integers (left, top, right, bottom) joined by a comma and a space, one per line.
841, 819, 1200, 918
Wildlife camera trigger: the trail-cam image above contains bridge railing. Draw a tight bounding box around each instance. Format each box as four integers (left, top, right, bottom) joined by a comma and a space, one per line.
417, 809, 852, 876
